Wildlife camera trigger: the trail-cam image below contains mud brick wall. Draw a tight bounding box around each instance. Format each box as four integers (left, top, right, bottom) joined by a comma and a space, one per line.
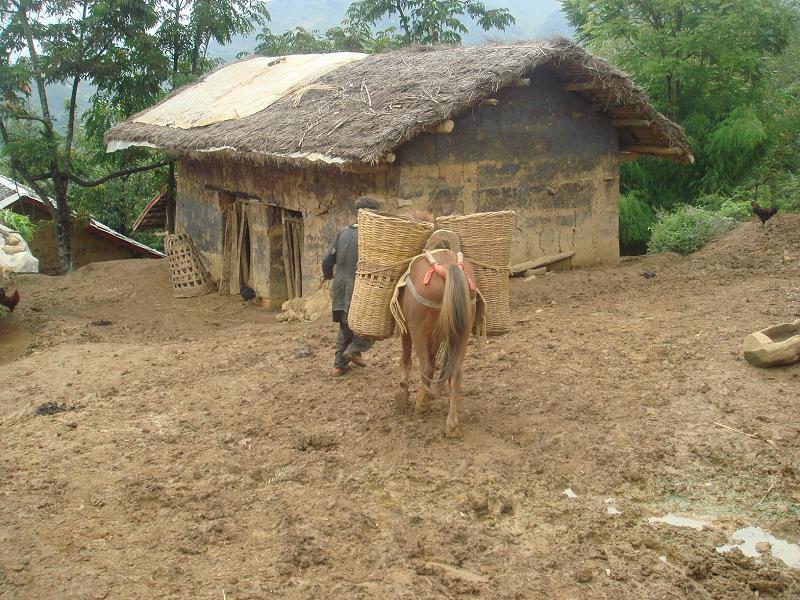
394, 69, 620, 266
175, 69, 620, 305
25, 221, 145, 275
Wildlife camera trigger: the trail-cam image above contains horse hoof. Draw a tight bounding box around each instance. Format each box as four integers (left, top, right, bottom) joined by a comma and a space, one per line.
445, 425, 462, 439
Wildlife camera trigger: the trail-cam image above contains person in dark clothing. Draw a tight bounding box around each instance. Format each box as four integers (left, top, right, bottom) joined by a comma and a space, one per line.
322, 196, 380, 376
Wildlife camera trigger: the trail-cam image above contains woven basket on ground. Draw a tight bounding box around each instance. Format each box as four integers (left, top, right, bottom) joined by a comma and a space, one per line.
349, 210, 434, 339
436, 211, 516, 334
164, 233, 215, 298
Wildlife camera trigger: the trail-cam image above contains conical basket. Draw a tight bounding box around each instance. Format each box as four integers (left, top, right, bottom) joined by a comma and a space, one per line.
436, 211, 516, 334
164, 233, 215, 298
349, 210, 434, 339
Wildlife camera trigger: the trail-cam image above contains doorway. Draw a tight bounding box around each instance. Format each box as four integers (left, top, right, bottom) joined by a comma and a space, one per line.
281, 208, 303, 300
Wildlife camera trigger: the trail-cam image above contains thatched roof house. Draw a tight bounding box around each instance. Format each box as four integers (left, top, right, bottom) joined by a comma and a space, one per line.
106, 39, 691, 307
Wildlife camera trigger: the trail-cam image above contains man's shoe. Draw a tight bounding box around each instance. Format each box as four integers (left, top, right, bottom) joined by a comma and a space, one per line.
344, 351, 367, 367
332, 367, 349, 377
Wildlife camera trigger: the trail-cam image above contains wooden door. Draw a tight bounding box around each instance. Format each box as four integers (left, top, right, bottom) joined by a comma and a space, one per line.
281, 209, 303, 299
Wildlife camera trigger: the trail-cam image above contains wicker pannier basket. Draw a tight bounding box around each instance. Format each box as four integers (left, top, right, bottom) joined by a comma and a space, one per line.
349, 210, 434, 339
436, 211, 516, 335
164, 233, 215, 298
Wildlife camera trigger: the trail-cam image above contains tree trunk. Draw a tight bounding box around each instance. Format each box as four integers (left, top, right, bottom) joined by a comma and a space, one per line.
53, 181, 73, 273
166, 161, 176, 233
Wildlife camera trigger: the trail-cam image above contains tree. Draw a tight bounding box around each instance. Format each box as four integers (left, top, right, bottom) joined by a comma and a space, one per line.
1, 0, 270, 271
253, 21, 399, 56
0, 0, 169, 271
561, 0, 798, 202
346, 0, 515, 45
562, 0, 795, 120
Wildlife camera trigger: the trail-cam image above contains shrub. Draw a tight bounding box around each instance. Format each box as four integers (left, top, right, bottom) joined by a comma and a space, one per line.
718, 199, 753, 222
619, 192, 656, 255
0, 209, 35, 241
647, 205, 736, 255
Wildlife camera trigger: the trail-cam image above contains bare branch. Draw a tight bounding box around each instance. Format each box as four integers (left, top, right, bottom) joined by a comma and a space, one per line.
69, 160, 170, 188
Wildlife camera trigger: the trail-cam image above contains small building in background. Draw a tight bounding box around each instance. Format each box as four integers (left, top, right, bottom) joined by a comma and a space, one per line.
106, 38, 692, 308
0, 175, 164, 274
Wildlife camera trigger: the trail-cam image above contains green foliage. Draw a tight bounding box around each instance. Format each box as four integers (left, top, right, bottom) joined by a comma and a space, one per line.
253, 22, 399, 55
718, 199, 754, 222
346, 0, 515, 45
618, 192, 655, 254
647, 205, 736, 255
253, 0, 517, 57
562, 0, 800, 206
0, 209, 35, 241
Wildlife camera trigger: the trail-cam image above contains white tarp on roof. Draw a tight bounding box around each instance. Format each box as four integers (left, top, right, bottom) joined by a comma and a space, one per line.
133, 53, 368, 130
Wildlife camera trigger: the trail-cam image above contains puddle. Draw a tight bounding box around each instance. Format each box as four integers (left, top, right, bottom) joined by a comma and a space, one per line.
717, 527, 800, 570
648, 513, 709, 530
563, 488, 578, 499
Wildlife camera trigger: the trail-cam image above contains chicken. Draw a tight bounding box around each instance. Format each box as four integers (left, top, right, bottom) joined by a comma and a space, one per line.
239, 282, 256, 303
751, 201, 778, 226
0, 288, 20, 312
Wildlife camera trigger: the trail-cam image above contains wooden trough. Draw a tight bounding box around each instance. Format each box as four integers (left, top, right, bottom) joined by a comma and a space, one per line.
742, 319, 800, 368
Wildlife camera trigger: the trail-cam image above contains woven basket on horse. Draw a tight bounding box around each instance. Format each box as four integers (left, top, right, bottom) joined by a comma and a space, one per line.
349, 210, 434, 339
164, 233, 215, 298
436, 211, 516, 335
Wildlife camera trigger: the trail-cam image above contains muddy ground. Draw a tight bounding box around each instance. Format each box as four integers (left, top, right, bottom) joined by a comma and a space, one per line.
1, 216, 800, 599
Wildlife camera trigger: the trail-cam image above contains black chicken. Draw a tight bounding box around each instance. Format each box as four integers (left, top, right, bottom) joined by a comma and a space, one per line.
751, 201, 778, 226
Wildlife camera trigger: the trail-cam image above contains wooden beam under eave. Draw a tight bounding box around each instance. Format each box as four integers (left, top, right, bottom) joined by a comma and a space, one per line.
512, 78, 531, 87
562, 81, 604, 92
611, 119, 652, 127
620, 145, 685, 157
619, 152, 640, 162
481, 98, 499, 106
424, 119, 455, 134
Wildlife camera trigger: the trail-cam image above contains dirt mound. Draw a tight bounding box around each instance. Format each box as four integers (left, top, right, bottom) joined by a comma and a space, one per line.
697, 213, 800, 271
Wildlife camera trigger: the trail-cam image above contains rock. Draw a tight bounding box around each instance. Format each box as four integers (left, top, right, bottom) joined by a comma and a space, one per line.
755, 541, 771, 554
523, 267, 547, 277
294, 347, 314, 359
576, 568, 593, 583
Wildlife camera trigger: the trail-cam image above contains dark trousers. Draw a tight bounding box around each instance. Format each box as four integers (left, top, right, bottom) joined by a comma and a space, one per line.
334, 317, 373, 369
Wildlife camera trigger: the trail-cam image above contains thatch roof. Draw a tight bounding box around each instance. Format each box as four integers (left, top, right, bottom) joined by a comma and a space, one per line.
105, 38, 693, 167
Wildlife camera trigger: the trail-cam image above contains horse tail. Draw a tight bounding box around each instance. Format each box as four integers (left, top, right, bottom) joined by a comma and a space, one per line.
433, 264, 472, 388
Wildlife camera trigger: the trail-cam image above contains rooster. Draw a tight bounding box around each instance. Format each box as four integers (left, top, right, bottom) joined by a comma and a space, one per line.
0, 288, 20, 312
751, 200, 778, 226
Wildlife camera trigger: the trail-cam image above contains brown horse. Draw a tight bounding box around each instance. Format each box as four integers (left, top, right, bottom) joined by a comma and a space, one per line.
393, 246, 480, 438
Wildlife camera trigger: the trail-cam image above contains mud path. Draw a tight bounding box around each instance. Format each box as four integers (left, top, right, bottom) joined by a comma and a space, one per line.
1, 217, 799, 599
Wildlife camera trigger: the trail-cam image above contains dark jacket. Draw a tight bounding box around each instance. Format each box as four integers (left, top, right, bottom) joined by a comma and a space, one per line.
322, 224, 358, 321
